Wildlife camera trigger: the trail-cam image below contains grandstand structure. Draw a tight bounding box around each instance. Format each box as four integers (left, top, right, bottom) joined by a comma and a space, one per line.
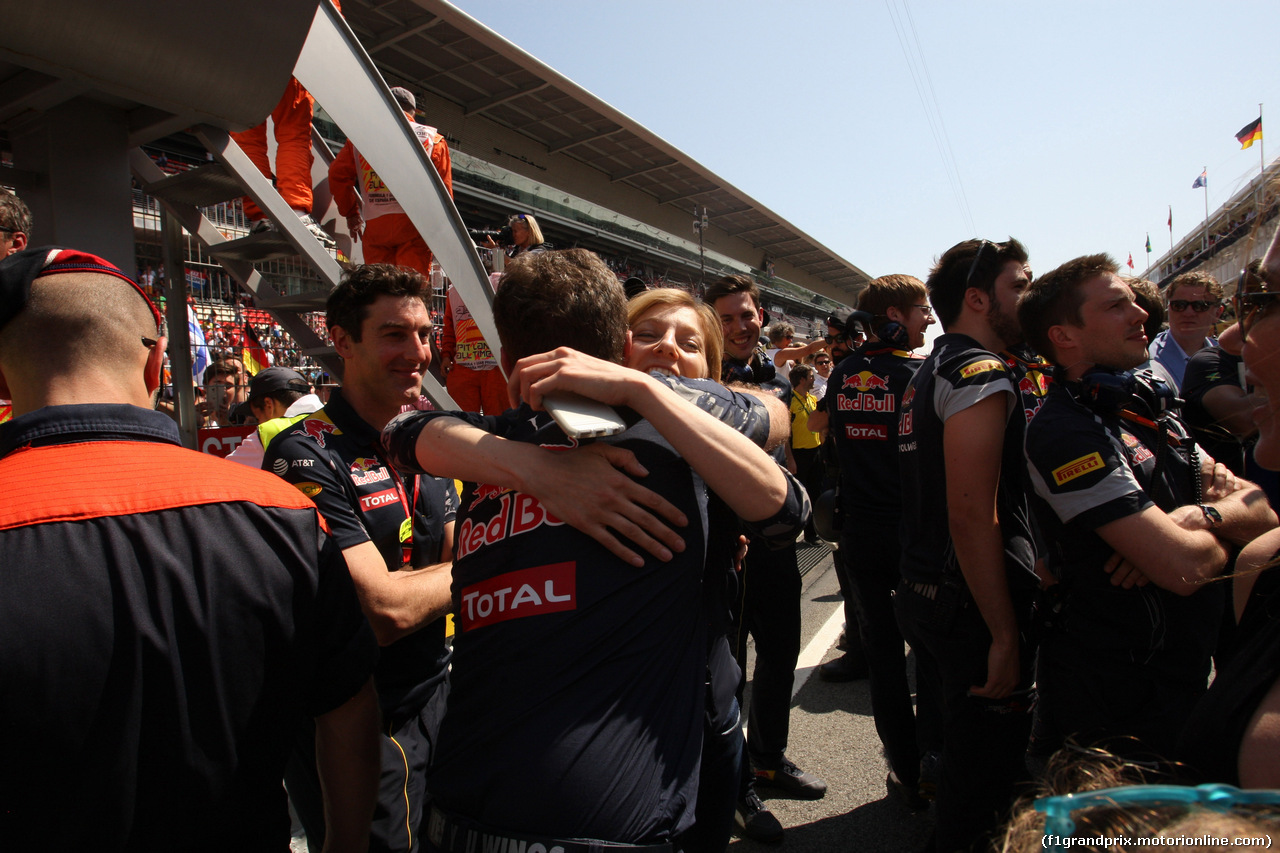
0, 0, 866, 442
1143, 158, 1279, 298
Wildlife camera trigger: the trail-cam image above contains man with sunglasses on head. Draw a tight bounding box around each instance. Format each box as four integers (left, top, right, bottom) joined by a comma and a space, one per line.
896, 237, 1040, 853
1017, 254, 1274, 767
1149, 271, 1225, 391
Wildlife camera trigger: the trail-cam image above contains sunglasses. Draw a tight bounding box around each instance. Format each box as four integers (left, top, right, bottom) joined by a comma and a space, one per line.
965, 240, 994, 288
1168, 299, 1219, 313
1234, 267, 1280, 337
1035, 782, 1280, 840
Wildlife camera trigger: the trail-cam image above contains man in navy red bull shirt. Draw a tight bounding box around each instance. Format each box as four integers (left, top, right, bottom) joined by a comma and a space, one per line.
381, 249, 808, 852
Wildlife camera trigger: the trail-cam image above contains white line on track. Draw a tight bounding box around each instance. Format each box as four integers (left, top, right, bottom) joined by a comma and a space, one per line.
792, 603, 847, 699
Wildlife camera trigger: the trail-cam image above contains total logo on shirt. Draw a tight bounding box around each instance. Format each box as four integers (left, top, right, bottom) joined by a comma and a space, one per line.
458, 562, 576, 631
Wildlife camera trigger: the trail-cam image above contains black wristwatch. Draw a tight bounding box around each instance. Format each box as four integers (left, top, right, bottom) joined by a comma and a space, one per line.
1199, 504, 1223, 528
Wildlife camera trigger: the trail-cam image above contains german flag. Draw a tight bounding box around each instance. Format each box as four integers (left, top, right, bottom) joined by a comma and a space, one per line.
1237, 117, 1262, 150
242, 322, 270, 376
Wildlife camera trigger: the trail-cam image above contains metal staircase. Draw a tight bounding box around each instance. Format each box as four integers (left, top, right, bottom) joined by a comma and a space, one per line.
129, 0, 507, 415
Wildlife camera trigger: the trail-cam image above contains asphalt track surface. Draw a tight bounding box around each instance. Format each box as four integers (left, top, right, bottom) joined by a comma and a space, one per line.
732, 543, 934, 852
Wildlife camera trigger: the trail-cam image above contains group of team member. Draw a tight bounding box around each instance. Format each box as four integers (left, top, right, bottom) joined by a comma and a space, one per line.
805, 235, 1280, 853
5, 224, 1280, 853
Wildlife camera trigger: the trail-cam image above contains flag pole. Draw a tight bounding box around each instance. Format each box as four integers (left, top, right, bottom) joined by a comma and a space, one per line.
1202, 167, 1209, 254
1261, 103, 1266, 184
1169, 205, 1174, 256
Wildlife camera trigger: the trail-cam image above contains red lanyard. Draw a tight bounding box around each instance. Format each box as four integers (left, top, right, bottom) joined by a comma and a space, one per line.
378, 449, 419, 567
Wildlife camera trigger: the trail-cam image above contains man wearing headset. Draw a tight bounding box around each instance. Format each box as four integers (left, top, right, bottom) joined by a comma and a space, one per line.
1017, 253, 1274, 764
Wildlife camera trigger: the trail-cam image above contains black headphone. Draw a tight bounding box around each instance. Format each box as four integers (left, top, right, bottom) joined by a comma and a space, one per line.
1059, 365, 1180, 418
846, 310, 909, 349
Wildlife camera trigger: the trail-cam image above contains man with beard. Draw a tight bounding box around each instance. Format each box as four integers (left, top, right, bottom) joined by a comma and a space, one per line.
896, 238, 1039, 852
1018, 254, 1273, 760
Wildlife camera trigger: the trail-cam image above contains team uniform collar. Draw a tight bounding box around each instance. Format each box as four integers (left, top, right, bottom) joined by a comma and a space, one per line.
0, 403, 181, 456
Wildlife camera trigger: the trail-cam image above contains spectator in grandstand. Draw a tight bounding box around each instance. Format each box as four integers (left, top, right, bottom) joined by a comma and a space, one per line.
896, 238, 1039, 853
230, 75, 334, 248
200, 356, 248, 427
0, 190, 32, 257
0, 246, 380, 851
330, 86, 452, 275
262, 264, 457, 853
705, 273, 827, 840
808, 275, 938, 807
1179, 239, 1280, 788
225, 366, 322, 469
1149, 271, 1225, 391
379, 249, 804, 853
1018, 253, 1273, 765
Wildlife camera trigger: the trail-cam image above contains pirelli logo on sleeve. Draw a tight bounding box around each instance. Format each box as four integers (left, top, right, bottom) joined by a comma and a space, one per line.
1052, 452, 1104, 486
960, 359, 1004, 378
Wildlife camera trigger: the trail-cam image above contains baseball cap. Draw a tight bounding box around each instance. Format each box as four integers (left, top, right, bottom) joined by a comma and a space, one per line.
390, 86, 416, 112
0, 246, 162, 332
247, 366, 310, 403
623, 277, 648, 300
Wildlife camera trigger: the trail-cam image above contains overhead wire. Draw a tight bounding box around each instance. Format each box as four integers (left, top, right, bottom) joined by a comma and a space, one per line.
884, 0, 976, 236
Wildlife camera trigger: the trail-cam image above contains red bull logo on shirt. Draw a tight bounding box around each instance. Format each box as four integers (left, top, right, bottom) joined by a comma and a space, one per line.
349, 457, 391, 487
458, 562, 577, 631
468, 482, 513, 512
455, 489, 566, 560
842, 371, 891, 392
301, 417, 339, 449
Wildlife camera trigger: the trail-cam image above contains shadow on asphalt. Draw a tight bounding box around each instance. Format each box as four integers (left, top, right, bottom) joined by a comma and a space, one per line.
730, 795, 934, 852
794, 669, 873, 717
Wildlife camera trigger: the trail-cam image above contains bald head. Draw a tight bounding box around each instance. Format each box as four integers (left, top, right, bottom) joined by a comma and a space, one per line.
0, 272, 164, 413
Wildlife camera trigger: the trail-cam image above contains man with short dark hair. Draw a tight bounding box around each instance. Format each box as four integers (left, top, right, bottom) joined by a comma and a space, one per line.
0, 190, 32, 257
705, 273, 826, 839
896, 237, 1039, 852
379, 249, 806, 850
1017, 253, 1274, 760
810, 274, 936, 804
1149, 270, 1224, 389
0, 247, 380, 851
264, 263, 459, 853
201, 356, 249, 426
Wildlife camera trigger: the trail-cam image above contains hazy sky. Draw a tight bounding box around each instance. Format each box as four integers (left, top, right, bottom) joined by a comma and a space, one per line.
450, 1, 1280, 292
